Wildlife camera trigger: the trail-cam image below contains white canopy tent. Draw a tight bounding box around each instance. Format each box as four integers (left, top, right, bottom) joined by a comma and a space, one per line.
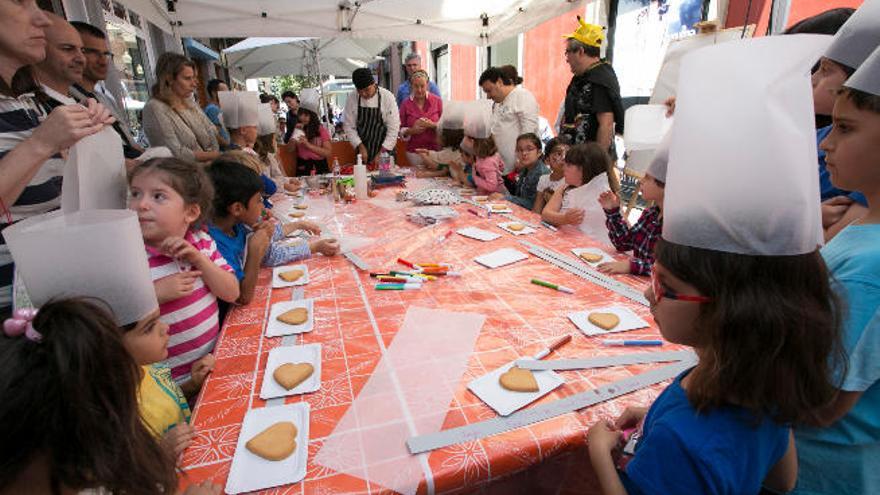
171, 0, 590, 46
222, 37, 389, 79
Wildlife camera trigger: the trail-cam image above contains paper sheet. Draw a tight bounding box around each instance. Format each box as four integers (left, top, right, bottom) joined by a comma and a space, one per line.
61, 127, 126, 212
315, 307, 485, 495
563, 173, 613, 247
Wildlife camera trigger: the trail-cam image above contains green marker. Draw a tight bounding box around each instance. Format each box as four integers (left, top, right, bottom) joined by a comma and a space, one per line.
531, 278, 574, 294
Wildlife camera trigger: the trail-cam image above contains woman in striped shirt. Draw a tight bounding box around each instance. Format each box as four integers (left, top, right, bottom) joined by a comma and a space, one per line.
0, 0, 114, 316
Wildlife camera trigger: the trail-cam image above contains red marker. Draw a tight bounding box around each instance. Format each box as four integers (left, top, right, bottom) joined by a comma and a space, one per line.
397, 258, 415, 268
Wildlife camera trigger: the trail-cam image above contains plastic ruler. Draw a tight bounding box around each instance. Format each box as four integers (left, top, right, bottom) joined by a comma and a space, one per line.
519, 240, 650, 306
407, 352, 696, 454
515, 350, 694, 371
342, 251, 370, 271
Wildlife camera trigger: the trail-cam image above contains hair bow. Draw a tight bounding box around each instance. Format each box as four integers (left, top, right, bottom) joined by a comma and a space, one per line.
3, 308, 42, 342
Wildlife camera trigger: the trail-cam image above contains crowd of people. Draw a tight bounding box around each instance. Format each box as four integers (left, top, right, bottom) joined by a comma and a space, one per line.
0, 0, 878, 494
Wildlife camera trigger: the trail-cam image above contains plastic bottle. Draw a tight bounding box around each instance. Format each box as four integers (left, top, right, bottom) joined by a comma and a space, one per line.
354, 155, 368, 200
332, 156, 341, 176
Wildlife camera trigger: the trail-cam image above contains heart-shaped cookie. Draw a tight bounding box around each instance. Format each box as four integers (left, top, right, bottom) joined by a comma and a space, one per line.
490, 204, 506, 211
588, 312, 620, 330
279, 269, 304, 282
246, 421, 298, 461
273, 362, 314, 390
277, 307, 308, 325
579, 252, 603, 263
507, 223, 525, 232
498, 366, 539, 392
289, 211, 305, 218
294, 204, 308, 210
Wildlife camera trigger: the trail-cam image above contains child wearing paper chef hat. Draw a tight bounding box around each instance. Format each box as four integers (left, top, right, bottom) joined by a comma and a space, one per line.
586, 35, 845, 494
811, 0, 879, 239
1, 210, 214, 469
254, 103, 301, 195
595, 131, 667, 276
792, 46, 880, 495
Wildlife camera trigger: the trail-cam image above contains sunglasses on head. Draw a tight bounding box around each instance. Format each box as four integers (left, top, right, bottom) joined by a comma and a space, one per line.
651, 269, 711, 303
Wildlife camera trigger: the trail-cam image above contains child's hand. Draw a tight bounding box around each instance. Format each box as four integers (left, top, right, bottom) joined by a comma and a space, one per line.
587, 419, 623, 454
309, 238, 340, 257
597, 190, 620, 211
614, 406, 649, 431
415, 148, 429, 155
597, 260, 631, 275
292, 220, 321, 235
284, 181, 301, 193
161, 423, 196, 458
190, 353, 216, 388
154, 271, 203, 302
821, 196, 854, 228
181, 481, 222, 495
247, 225, 272, 260
563, 208, 585, 225
161, 237, 203, 267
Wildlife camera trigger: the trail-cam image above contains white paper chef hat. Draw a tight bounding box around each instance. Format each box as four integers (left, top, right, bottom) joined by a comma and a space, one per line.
438, 100, 465, 130
824, 0, 880, 70
257, 103, 276, 136
663, 34, 830, 256
218, 91, 260, 129
462, 100, 493, 139
845, 45, 880, 96
298, 88, 322, 116
3, 210, 158, 326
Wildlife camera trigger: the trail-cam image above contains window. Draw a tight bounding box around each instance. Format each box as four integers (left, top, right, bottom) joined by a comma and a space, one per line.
106, 21, 150, 135
431, 44, 450, 100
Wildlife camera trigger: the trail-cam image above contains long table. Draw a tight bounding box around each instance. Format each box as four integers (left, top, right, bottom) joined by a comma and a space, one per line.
179, 181, 681, 494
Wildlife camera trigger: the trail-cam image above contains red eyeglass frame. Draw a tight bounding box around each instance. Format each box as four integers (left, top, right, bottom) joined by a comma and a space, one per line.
651, 270, 712, 303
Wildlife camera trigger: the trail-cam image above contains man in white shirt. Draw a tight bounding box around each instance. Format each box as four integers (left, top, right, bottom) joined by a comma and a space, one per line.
479, 67, 540, 175
32, 13, 84, 107
343, 68, 400, 165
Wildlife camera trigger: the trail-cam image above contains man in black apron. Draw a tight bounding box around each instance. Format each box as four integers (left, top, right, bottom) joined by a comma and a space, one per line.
343, 68, 400, 167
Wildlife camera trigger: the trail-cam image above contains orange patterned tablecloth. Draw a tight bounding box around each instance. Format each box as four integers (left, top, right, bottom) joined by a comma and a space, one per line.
179, 184, 682, 494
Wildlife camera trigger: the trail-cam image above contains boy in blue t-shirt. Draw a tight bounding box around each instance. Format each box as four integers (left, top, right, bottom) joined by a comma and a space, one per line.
792, 50, 880, 495
205, 159, 339, 305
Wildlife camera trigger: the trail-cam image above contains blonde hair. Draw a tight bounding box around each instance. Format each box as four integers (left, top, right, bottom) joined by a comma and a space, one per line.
151, 53, 196, 105
220, 150, 267, 176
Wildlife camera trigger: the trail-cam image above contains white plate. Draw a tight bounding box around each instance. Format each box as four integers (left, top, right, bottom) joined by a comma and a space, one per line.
225, 402, 310, 494
468, 360, 564, 416
571, 247, 615, 265
484, 203, 513, 214
568, 305, 650, 336
457, 227, 502, 242
474, 248, 528, 269
497, 221, 536, 236
260, 344, 322, 399
272, 264, 310, 288
266, 299, 314, 337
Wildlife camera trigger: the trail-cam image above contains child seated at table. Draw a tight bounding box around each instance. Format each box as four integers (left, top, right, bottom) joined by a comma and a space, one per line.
0, 298, 185, 494
463, 134, 506, 195
540, 142, 618, 227
415, 126, 465, 179
497, 133, 549, 210
595, 139, 666, 276
206, 159, 340, 305
532, 136, 570, 213
221, 150, 278, 209
128, 158, 240, 385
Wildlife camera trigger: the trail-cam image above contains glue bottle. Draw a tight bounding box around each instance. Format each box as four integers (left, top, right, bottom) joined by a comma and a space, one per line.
354, 154, 368, 200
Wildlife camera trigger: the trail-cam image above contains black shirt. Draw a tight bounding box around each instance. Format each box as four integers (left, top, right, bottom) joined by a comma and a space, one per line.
561, 61, 624, 147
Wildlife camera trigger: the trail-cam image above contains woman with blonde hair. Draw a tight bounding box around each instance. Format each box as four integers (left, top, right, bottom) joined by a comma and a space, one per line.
142, 53, 220, 162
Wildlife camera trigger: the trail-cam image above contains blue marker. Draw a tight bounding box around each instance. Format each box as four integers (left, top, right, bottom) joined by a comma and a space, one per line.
601, 340, 663, 347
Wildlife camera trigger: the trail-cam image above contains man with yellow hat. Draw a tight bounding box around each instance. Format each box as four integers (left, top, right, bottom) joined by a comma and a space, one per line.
561, 16, 624, 155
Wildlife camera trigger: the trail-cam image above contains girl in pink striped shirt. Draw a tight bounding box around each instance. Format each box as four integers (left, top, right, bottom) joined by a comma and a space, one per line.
128, 158, 240, 386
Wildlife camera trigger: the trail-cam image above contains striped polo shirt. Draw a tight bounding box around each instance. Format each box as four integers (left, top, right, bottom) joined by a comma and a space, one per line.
146, 228, 233, 383
0, 92, 64, 312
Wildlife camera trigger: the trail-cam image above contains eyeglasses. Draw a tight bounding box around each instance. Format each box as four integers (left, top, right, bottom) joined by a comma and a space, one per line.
515, 147, 538, 154
651, 270, 712, 303
564, 48, 580, 55
82, 47, 114, 60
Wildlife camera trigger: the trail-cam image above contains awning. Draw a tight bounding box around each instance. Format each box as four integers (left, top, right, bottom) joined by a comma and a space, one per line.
170, 0, 590, 46
184, 38, 219, 61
